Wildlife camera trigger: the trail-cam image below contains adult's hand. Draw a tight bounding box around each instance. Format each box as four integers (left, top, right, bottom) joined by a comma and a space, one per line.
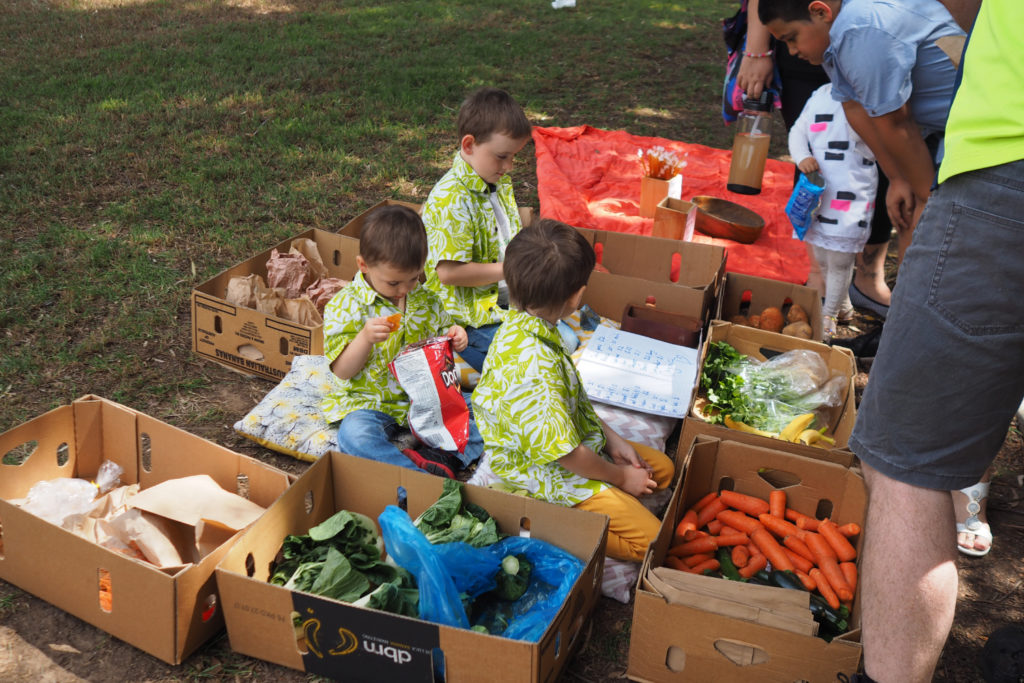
886, 177, 915, 233
736, 56, 774, 100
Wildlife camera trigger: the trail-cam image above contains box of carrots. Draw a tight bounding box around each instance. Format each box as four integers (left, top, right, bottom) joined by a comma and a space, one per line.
626, 434, 865, 682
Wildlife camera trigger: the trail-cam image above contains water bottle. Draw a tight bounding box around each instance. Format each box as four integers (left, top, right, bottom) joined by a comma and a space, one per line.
727, 91, 773, 195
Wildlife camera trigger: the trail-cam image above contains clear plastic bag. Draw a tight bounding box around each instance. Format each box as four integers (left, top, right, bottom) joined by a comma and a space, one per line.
723, 349, 845, 433
20, 460, 124, 527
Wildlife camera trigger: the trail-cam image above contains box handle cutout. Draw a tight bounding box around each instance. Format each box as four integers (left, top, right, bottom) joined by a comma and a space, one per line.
303, 490, 314, 514
140, 433, 152, 472
758, 346, 784, 360
235, 473, 250, 500
237, 344, 265, 362
815, 499, 835, 520
98, 568, 113, 612
396, 486, 408, 512
669, 252, 681, 283
201, 593, 217, 622
291, 610, 309, 654
666, 645, 687, 672
554, 630, 562, 659
0, 513, 5, 558
332, 250, 341, 267
2, 440, 37, 466
594, 241, 604, 265
57, 442, 69, 466
214, 315, 223, 334
713, 638, 769, 666
245, 553, 256, 578
739, 289, 753, 315
758, 469, 801, 489
718, 476, 735, 493
431, 647, 446, 682
518, 516, 531, 537
279, 337, 289, 356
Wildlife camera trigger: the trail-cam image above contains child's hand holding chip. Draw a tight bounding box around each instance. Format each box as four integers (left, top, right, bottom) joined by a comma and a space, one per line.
445, 325, 468, 353
361, 316, 398, 344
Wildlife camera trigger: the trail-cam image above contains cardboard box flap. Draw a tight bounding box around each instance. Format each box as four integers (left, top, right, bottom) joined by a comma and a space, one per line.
129, 474, 266, 530
0, 404, 77, 500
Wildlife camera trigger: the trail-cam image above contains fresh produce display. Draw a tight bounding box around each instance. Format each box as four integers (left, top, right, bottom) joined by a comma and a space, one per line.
664, 487, 860, 641
698, 341, 846, 446
730, 302, 813, 338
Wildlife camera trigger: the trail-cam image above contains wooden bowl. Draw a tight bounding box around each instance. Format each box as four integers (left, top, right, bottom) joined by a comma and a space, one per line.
692, 195, 765, 244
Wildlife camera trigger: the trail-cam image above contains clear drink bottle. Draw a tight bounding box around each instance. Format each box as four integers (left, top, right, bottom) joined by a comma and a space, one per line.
727, 92, 773, 195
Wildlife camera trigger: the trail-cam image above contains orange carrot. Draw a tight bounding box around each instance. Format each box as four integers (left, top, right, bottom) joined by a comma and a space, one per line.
706, 518, 724, 535
674, 509, 698, 543
769, 489, 787, 518
685, 558, 721, 575
738, 552, 768, 578
696, 497, 729, 528
682, 528, 708, 542
814, 556, 854, 603
713, 532, 750, 547
719, 490, 771, 517
819, 519, 858, 562
836, 522, 862, 538
692, 491, 720, 512
750, 527, 795, 572
664, 555, 688, 571
804, 531, 838, 564
786, 508, 820, 532
795, 570, 817, 591
809, 568, 840, 609
719, 525, 743, 536
783, 535, 816, 563
716, 509, 764, 535
758, 513, 803, 540
839, 561, 858, 594
683, 552, 715, 568
782, 547, 814, 574
731, 544, 750, 569
669, 535, 718, 557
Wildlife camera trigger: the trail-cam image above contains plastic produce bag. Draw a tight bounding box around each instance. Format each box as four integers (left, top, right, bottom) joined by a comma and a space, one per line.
20, 460, 124, 527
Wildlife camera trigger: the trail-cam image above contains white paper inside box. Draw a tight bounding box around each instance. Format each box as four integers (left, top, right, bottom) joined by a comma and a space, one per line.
716, 271, 825, 341
190, 228, 360, 382
215, 451, 608, 683
626, 435, 865, 683
575, 227, 726, 324
681, 321, 857, 458
0, 395, 293, 664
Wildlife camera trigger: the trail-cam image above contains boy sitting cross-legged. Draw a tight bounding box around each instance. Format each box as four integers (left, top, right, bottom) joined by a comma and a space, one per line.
471, 219, 675, 562
321, 204, 483, 478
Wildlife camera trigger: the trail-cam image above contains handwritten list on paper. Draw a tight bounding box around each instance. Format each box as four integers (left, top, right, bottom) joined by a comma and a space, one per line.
576, 324, 700, 418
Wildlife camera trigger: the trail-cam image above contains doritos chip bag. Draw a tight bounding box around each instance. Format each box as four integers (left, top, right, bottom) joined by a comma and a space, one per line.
389, 336, 469, 453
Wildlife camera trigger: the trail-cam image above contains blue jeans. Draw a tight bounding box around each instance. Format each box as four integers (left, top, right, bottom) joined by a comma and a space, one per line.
458, 322, 502, 373
336, 400, 484, 471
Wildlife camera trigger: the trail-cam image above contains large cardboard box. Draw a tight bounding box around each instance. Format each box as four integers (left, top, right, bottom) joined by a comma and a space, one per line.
717, 271, 824, 341
191, 229, 360, 381
576, 227, 726, 326
337, 199, 537, 238
682, 321, 857, 459
0, 395, 293, 664
627, 435, 865, 682
216, 451, 608, 683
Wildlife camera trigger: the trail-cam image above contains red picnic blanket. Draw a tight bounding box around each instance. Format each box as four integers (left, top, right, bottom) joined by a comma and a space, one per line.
532, 125, 810, 284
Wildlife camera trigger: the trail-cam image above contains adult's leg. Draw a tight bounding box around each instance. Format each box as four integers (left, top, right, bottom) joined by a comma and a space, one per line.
852, 168, 893, 311
336, 409, 419, 470
860, 461, 959, 683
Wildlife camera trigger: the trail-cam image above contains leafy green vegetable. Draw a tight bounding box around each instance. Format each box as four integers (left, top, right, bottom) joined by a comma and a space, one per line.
414, 479, 503, 547
494, 554, 532, 601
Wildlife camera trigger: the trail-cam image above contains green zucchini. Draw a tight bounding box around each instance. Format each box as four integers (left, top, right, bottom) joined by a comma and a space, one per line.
716, 547, 744, 581
769, 569, 807, 592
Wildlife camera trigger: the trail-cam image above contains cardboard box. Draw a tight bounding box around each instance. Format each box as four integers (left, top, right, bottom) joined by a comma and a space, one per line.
337, 199, 536, 239
191, 228, 360, 381
576, 227, 726, 326
0, 395, 293, 664
627, 435, 864, 682
683, 321, 857, 458
216, 451, 608, 683
717, 271, 824, 341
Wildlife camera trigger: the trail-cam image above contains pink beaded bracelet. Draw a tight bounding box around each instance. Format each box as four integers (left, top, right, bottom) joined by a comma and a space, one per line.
743, 49, 774, 58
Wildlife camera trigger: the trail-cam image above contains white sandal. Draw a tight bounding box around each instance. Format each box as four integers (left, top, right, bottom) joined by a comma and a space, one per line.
955, 481, 993, 557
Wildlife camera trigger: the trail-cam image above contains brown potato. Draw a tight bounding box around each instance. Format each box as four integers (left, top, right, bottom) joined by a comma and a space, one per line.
787, 303, 810, 324
729, 314, 750, 326
758, 306, 785, 333
782, 321, 813, 339
748, 314, 761, 329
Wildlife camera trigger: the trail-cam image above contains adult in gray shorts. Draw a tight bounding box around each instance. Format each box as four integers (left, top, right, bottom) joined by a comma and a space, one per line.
848, 2, 1024, 678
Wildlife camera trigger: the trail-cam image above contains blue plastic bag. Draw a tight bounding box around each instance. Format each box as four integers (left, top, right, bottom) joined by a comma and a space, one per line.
785, 171, 826, 239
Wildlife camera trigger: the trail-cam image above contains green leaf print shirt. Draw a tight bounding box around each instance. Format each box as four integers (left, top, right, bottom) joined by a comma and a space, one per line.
422, 153, 522, 329
320, 273, 454, 424
471, 309, 610, 506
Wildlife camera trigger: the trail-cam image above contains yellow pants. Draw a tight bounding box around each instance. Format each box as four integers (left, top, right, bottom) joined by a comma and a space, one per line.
575, 441, 676, 562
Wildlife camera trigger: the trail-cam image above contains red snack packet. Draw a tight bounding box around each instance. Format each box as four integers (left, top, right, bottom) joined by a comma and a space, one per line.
389, 336, 469, 453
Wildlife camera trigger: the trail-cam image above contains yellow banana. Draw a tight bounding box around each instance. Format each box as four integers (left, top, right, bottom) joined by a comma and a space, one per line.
780, 413, 817, 442
724, 415, 778, 438
798, 428, 835, 448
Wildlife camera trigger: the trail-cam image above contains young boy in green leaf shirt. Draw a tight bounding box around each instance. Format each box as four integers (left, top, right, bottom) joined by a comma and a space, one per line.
471, 219, 675, 562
